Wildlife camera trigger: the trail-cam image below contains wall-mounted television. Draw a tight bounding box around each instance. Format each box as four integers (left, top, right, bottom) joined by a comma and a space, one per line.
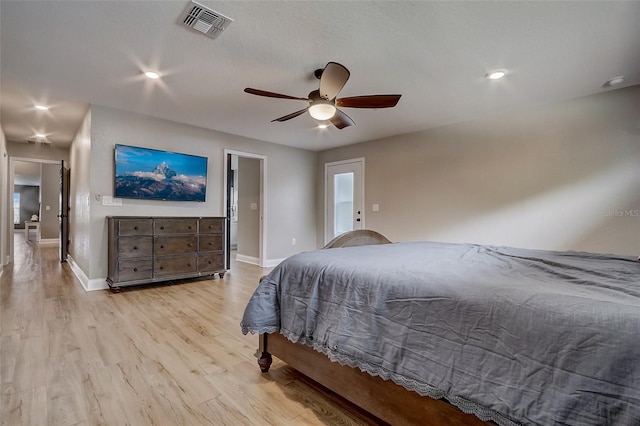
114, 144, 208, 202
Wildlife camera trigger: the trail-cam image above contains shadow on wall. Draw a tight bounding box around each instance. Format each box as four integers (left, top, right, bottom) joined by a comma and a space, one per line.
430, 160, 639, 254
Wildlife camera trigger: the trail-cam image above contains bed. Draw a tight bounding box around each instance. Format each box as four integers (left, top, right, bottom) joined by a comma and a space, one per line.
241, 230, 640, 425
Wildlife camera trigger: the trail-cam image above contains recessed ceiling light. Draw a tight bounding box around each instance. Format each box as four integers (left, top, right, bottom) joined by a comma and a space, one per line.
144, 71, 160, 79
35, 133, 46, 138
35, 105, 49, 110
605, 76, 625, 87
486, 69, 507, 80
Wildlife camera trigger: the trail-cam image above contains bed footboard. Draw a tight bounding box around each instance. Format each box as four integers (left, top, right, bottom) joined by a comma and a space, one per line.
256, 333, 488, 426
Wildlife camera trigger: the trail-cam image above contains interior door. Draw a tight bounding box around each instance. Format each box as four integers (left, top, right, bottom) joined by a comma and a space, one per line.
59, 160, 70, 262
325, 159, 364, 244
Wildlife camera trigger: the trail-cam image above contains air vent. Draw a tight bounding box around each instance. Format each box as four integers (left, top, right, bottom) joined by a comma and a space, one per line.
26, 139, 51, 145
178, 1, 233, 40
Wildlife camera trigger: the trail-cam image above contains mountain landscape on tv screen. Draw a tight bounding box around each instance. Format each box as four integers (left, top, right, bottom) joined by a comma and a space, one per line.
115, 162, 206, 201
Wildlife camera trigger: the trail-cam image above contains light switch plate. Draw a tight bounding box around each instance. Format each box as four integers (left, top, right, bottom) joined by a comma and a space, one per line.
102, 196, 123, 206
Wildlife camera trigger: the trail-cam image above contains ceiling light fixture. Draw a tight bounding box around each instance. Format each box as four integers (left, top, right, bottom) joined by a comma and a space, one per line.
35, 105, 49, 111
317, 123, 329, 129
144, 71, 160, 79
35, 133, 46, 138
486, 69, 507, 80
605, 76, 625, 87
309, 104, 336, 120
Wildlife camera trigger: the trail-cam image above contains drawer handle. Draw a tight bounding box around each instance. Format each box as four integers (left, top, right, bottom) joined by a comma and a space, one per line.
134, 226, 138, 230
209, 242, 213, 245
208, 261, 212, 264
188, 226, 192, 229
159, 266, 164, 270
133, 268, 138, 272
133, 246, 138, 250
160, 226, 164, 230
160, 245, 164, 249
188, 243, 193, 247
187, 263, 192, 267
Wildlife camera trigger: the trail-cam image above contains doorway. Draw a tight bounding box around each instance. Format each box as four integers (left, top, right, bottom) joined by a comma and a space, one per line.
224, 150, 266, 267
325, 158, 365, 244
9, 157, 65, 263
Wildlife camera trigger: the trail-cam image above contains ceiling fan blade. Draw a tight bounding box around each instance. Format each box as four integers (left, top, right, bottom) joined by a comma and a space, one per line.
329, 109, 355, 129
319, 62, 350, 100
336, 94, 402, 109
244, 88, 308, 101
271, 108, 309, 122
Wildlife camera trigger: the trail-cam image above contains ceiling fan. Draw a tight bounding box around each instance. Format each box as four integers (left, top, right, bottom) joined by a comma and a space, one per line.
244, 62, 401, 129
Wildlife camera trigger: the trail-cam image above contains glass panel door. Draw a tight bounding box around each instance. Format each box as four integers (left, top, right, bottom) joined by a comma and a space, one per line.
325, 159, 364, 244
334, 172, 354, 236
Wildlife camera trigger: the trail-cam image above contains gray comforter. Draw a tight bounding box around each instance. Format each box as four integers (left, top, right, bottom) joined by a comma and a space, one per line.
241, 241, 640, 425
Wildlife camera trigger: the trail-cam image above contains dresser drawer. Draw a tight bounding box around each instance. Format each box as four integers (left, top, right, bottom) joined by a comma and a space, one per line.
118, 219, 153, 236
118, 237, 152, 257
117, 259, 153, 282
155, 219, 197, 235
199, 218, 223, 234
155, 255, 197, 277
199, 235, 223, 252
155, 236, 197, 255
198, 253, 224, 272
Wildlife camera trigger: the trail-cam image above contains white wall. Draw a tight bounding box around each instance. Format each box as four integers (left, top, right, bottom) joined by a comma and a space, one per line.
317, 86, 640, 256
6, 142, 70, 163
0, 129, 8, 274
69, 108, 93, 277
75, 105, 316, 285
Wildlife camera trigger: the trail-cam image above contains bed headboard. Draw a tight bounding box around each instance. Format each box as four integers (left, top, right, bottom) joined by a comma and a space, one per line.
323, 230, 392, 249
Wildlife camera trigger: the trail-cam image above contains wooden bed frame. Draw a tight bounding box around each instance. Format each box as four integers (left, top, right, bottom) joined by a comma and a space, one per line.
254, 230, 490, 426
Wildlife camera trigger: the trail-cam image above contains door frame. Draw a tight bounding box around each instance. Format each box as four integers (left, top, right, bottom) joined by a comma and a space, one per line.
223, 149, 267, 267
324, 157, 365, 245
8, 156, 62, 263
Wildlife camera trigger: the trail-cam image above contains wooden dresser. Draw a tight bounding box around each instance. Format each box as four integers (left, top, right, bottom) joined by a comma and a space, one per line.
106, 216, 226, 291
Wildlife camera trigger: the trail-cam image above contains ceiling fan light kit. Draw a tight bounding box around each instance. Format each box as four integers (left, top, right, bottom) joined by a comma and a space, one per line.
309, 103, 336, 120
244, 61, 401, 129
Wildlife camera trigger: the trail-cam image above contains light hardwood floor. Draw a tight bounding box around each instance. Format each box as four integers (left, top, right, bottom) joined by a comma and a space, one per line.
1, 232, 381, 425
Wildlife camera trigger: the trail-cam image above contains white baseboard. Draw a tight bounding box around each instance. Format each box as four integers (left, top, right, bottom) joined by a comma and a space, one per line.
235, 254, 260, 266
263, 258, 286, 268
235, 255, 285, 268
86, 278, 109, 291
67, 255, 109, 291
38, 238, 59, 245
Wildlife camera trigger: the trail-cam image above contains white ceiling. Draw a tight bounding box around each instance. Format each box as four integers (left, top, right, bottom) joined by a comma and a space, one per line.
1, 1, 639, 151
